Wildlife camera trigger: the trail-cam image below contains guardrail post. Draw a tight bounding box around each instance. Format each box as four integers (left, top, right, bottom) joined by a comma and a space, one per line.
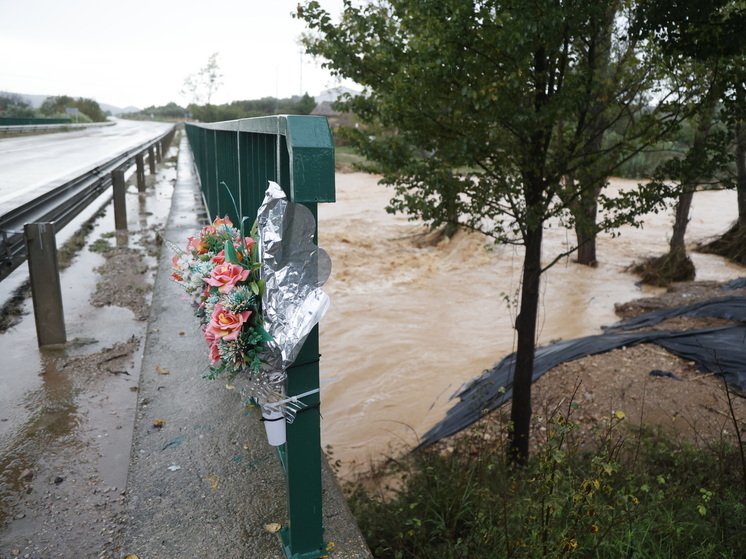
156, 141, 163, 163
136, 153, 146, 191
24, 222, 66, 347
112, 170, 127, 230
148, 146, 156, 174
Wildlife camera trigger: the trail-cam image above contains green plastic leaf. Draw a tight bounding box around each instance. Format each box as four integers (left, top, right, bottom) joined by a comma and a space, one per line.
224, 239, 240, 265
256, 325, 274, 342
255, 279, 266, 295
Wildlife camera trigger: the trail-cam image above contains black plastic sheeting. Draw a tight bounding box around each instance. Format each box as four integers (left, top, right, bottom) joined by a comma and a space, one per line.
604, 296, 746, 332
419, 295, 746, 448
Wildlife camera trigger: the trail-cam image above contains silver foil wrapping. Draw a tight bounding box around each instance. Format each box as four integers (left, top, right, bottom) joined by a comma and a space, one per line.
245, 182, 331, 418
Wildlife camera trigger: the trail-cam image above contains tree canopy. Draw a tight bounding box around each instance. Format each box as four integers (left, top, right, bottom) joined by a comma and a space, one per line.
40, 95, 107, 122
297, 0, 698, 462
181, 52, 223, 106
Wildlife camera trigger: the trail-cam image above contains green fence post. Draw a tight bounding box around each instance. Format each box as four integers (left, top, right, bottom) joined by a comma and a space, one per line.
185, 116, 335, 559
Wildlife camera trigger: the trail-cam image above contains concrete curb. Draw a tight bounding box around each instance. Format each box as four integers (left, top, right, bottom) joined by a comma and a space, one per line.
118, 136, 372, 558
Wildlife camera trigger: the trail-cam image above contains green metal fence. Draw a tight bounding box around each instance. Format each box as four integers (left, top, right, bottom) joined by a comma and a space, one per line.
0, 117, 72, 125
185, 116, 335, 559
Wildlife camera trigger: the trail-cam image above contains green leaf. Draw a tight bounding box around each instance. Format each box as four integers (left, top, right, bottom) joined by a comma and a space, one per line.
256, 325, 274, 342
224, 240, 240, 265
255, 279, 266, 295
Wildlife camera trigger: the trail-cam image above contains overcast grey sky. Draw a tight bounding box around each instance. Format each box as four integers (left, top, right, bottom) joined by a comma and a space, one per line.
0, 0, 351, 109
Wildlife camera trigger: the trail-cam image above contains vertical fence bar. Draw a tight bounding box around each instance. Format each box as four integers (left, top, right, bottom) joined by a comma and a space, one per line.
24, 222, 66, 347
112, 170, 127, 230
185, 117, 335, 559
281, 329, 324, 559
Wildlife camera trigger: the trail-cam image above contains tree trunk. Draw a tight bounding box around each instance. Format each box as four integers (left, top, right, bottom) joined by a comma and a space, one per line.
572, 2, 614, 266
576, 230, 597, 266
670, 188, 694, 253
736, 119, 746, 228
508, 224, 543, 466
574, 181, 602, 266
668, 83, 721, 256
442, 174, 460, 238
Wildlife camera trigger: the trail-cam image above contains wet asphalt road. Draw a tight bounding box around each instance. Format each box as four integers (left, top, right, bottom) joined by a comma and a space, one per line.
0, 118, 172, 211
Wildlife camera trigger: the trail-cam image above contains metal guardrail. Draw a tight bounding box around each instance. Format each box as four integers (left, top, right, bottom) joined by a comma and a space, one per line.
0, 121, 116, 134
0, 126, 176, 283
185, 116, 334, 559
0, 117, 72, 125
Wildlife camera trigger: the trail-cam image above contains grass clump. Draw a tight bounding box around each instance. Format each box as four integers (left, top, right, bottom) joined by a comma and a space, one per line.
632, 248, 696, 287
89, 237, 115, 254
698, 223, 746, 266
348, 403, 746, 558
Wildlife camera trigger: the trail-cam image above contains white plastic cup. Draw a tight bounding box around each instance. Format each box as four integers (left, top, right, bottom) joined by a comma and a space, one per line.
262, 406, 286, 446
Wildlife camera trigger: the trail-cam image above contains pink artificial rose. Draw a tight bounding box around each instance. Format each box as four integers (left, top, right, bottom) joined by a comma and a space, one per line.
203, 263, 250, 293
206, 303, 252, 342
213, 216, 233, 228
203, 326, 222, 363
210, 250, 226, 264
243, 237, 256, 251
186, 235, 208, 254
209, 342, 221, 363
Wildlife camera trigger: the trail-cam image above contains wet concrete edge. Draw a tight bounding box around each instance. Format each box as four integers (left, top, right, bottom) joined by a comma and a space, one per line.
117, 135, 372, 558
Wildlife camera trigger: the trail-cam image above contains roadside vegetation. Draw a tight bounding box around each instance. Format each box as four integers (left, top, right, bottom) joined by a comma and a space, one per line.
0, 92, 107, 122
348, 396, 746, 559
122, 94, 317, 123
296, 1, 746, 554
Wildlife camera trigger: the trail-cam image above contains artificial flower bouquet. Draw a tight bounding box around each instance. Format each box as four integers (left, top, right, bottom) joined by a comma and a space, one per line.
171, 215, 271, 381
170, 182, 331, 446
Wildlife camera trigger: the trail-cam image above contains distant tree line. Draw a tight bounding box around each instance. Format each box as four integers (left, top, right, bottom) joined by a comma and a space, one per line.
125, 94, 318, 123
0, 92, 107, 123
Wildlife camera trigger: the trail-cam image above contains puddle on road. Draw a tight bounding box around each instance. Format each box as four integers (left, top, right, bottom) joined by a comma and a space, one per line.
0, 148, 178, 556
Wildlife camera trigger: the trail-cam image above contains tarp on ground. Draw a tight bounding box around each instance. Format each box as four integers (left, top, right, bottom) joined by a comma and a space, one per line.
419, 296, 746, 448
604, 296, 746, 332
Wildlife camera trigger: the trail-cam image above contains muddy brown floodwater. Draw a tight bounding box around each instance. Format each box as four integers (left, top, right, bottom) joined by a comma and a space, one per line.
317, 174, 746, 480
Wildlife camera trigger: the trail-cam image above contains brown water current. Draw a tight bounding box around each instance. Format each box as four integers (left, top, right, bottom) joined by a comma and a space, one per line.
317, 174, 746, 480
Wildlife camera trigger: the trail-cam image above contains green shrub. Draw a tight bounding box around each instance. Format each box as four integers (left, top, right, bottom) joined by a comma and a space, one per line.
349, 404, 746, 558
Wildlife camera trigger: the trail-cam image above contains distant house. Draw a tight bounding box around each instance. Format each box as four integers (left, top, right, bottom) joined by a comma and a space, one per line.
314, 86, 360, 104
311, 87, 360, 128
311, 101, 337, 118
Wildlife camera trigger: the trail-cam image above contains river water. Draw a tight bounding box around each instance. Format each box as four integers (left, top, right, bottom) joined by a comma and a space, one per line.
317, 174, 745, 479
